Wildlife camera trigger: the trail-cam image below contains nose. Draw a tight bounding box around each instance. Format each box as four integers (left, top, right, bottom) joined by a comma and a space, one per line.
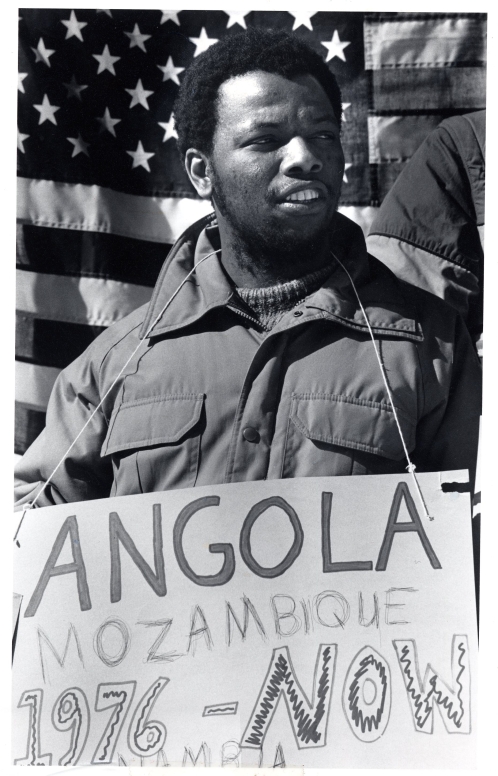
281, 136, 323, 176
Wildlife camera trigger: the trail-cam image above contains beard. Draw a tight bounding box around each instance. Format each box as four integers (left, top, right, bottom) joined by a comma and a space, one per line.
210, 169, 335, 280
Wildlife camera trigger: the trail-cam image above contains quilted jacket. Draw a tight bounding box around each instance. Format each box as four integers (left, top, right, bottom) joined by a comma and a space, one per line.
367, 111, 485, 342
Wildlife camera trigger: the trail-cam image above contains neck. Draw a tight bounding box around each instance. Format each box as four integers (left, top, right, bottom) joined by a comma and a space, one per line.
216, 217, 331, 289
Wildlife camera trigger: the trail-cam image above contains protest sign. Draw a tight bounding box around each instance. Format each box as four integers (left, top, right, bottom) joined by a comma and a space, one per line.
12, 472, 477, 768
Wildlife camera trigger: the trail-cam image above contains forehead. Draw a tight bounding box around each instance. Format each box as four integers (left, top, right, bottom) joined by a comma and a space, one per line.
215, 71, 337, 131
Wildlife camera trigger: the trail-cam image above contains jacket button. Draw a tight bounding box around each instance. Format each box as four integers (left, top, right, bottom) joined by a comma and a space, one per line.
293, 309, 303, 317
243, 427, 260, 443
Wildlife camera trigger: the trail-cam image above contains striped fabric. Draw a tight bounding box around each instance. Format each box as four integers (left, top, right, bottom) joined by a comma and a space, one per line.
16, 9, 487, 454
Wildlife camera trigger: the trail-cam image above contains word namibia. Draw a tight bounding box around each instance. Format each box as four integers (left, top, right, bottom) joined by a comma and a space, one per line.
25, 483, 441, 617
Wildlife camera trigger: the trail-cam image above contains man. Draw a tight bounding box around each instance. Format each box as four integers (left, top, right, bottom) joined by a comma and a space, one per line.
15, 29, 481, 508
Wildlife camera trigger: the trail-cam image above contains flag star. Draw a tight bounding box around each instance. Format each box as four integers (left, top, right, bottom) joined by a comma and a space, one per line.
321, 30, 351, 62
157, 56, 184, 85
158, 114, 178, 142
342, 102, 351, 120
225, 11, 250, 29
96, 9, 112, 16
343, 162, 353, 183
97, 107, 121, 137
189, 28, 218, 57
18, 73, 28, 93
63, 75, 88, 100
290, 12, 316, 31
67, 134, 90, 158
61, 10, 87, 41
33, 94, 60, 125
124, 24, 151, 53
127, 140, 155, 171
17, 129, 29, 153
160, 11, 180, 25
31, 38, 55, 67
93, 45, 121, 75
125, 79, 154, 110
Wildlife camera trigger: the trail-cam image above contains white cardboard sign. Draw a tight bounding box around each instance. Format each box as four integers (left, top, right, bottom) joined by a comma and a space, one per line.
12, 473, 477, 768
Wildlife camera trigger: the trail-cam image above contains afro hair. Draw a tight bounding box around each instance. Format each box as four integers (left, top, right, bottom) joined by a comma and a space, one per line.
173, 27, 342, 159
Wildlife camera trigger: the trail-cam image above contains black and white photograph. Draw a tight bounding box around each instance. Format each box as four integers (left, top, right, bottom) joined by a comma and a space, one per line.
10, 2, 492, 770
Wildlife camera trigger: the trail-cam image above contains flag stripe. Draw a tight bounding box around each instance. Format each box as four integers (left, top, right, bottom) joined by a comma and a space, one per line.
17, 179, 213, 244
368, 115, 444, 163
372, 67, 486, 112
16, 362, 61, 409
16, 313, 106, 369
17, 224, 171, 286
17, 269, 153, 327
364, 16, 487, 70
15, 404, 47, 457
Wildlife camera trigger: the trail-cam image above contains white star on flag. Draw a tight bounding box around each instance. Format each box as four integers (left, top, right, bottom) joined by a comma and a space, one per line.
127, 140, 155, 171
321, 30, 351, 62
342, 103, 351, 121
189, 28, 218, 57
61, 10, 88, 41
125, 79, 154, 110
67, 134, 90, 158
96, 10, 112, 17
18, 73, 28, 93
225, 11, 250, 29
31, 38, 55, 67
157, 56, 184, 85
343, 162, 353, 183
97, 107, 121, 136
63, 75, 88, 100
93, 45, 121, 75
158, 114, 178, 142
290, 12, 316, 31
33, 94, 60, 125
17, 129, 29, 153
160, 11, 180, 25
124, 24, 151, 52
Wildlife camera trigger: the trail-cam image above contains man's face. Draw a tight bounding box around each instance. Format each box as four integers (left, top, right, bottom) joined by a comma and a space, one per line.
207, 70, 345, 259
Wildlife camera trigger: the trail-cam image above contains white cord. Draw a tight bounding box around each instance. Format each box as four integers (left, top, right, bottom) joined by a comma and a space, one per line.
332, 253, 434, 520
25, 248, 222, 512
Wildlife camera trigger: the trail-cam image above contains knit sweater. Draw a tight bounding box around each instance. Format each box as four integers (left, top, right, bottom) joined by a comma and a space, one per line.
236, 263, 333, 331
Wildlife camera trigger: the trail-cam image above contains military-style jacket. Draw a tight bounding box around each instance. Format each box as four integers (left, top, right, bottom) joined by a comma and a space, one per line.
15, 213, 482, 508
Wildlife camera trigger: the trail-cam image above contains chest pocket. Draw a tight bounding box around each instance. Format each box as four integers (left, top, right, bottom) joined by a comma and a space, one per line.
282, 393, 416, 478
101, 394, 204, 495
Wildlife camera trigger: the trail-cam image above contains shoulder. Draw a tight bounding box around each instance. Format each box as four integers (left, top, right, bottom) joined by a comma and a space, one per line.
59, 302, 150, 388
367, 252, 461, 339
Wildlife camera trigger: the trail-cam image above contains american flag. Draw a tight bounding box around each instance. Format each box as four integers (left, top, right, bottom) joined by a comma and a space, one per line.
16, 8, 487, 454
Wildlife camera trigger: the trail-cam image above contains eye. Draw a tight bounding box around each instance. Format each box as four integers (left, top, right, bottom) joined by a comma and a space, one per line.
245, 135, 278, 147
313, 131, 338, 141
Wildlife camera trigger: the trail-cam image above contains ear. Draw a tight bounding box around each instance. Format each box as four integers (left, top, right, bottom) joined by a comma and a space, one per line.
184, 149, 213, 199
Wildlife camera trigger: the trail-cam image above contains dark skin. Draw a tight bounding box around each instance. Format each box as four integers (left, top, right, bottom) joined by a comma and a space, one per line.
185, 71, 345, 288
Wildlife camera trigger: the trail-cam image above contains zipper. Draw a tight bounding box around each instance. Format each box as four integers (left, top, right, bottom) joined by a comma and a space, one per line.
227, 302, 266, 330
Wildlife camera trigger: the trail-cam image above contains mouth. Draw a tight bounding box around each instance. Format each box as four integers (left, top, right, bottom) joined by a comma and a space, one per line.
285, 188, 321, 202
275, 185, 329, 215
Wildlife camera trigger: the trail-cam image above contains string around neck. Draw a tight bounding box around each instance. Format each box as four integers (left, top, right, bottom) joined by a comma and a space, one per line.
331, 251, 434, 521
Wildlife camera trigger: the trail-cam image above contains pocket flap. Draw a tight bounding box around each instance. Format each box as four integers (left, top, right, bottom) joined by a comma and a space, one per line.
290, 393, 415, 461
101, 393, 204, 456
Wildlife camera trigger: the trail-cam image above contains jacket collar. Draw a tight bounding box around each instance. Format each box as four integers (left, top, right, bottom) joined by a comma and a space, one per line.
140, 211, 423, 341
